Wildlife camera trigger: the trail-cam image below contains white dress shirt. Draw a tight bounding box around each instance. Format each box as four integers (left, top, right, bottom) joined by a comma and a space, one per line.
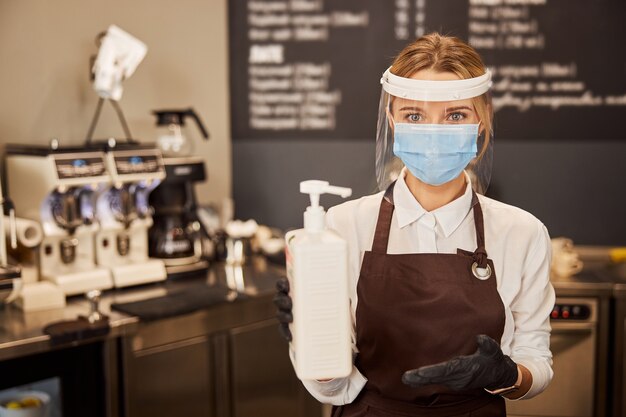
299, 169, 555, 405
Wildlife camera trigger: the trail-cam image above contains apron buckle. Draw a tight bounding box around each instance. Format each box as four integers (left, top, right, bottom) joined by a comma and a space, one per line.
472, 262, 492, 280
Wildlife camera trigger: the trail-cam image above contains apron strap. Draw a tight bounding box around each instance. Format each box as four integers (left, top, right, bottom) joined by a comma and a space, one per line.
371, 182, 396, 254
471, 192, 489, 268
371, 182, 490, 268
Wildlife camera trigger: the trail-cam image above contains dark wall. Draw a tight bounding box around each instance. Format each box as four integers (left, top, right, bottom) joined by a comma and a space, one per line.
232, 139, 377, 232
233, 140, 626, 246
230, 0, 626, 246
488, 140, 626, 246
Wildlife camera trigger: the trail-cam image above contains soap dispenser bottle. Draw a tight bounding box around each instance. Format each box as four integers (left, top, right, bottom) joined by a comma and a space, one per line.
285, 180, 352, 380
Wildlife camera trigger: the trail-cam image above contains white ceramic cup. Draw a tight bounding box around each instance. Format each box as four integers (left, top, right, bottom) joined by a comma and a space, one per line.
551, 237, 575, 254
551, 237, 583, 277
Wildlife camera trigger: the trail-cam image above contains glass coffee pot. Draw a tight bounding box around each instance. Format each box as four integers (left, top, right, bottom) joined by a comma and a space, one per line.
152, 108, 209, 157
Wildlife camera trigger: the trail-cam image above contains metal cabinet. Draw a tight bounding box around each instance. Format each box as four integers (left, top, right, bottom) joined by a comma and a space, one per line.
612, 283, 626, 417
121, 301, 322, 417
507, 303, 597, 417
123, 336, 214, 417
506, 295, 610, 417
213, 319, 320, 417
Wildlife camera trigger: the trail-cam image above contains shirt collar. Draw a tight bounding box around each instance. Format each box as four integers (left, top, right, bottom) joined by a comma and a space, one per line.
393, 168, 474, 237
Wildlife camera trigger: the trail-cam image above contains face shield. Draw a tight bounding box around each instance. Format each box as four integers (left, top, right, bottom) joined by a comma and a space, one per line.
375, 67, 493, 194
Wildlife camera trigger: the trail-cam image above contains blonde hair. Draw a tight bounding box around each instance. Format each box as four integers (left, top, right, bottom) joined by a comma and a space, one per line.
390, 33, 493, 157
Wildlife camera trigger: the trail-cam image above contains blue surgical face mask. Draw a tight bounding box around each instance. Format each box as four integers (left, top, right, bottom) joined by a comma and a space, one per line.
392, 123, 479, 186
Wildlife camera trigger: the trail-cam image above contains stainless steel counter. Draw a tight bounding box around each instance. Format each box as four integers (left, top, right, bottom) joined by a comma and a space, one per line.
0, 257, 284, 362
551, 269, 615, 298
0, 257, 313, 417
2, 255, 624, 417
0, 260, 618, 363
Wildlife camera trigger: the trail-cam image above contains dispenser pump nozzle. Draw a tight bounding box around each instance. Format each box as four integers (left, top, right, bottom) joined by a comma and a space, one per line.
300, 180, 352, 232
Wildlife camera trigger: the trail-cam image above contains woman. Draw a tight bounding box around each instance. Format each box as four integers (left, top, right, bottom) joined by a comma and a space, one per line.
276, 33, 554, 416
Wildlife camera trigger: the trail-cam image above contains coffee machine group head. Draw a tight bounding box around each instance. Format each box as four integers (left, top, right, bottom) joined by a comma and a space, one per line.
5, 144, 113, 295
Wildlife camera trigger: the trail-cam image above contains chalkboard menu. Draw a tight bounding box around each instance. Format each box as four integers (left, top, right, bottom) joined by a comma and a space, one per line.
229, 0, 626, 140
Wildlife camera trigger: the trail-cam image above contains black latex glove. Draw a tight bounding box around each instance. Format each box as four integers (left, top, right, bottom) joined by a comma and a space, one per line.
273, 277, 293, 342
402, 334, 518, 391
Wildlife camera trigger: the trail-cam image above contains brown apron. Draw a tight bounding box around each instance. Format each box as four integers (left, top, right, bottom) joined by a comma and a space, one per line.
334, 182, 507, 417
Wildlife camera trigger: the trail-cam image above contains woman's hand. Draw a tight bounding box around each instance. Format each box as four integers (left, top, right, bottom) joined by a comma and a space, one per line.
273, 277, 293, 342
401, 334, 519, 392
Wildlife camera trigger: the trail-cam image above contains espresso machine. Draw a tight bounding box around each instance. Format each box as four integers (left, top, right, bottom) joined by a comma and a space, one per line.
149, 108, 211, 277
0, 178, 21, 305
5, 144, 113, 296
94, 142, 167, 287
